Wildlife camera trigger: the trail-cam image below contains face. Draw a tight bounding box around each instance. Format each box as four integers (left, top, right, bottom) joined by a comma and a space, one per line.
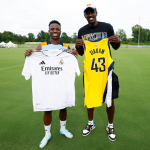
48, 23, 61, 40
84, 8, 97, 26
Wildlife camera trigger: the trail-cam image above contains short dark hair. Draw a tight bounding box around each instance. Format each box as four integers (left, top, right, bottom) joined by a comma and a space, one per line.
49, 20, 61, 27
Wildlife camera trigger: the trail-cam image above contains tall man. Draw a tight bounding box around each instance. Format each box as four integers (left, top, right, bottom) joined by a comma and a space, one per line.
25, 20, 78, 148
75, 4, 121, 141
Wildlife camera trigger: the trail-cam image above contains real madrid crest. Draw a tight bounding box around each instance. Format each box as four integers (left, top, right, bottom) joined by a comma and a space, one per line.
59, 59, 64, 65
95, 43, 97, 47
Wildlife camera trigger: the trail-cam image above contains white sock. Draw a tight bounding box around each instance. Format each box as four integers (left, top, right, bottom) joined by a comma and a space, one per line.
88, 120, 94, 125
60, 120, 66, 131
44, 124, 51, 135
108, 123, 113, 127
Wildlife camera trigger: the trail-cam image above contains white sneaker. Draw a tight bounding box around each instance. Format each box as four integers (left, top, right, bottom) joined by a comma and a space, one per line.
82, 121, 96, 136
39, 134, 52, 148
106, 124, 116, 141
60, 129, 73, 138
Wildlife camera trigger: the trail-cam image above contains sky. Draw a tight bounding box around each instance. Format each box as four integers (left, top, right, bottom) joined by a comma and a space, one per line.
0, 0, 150, 38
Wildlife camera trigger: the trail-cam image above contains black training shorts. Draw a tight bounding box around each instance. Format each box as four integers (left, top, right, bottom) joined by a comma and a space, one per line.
112, 72, 119, 99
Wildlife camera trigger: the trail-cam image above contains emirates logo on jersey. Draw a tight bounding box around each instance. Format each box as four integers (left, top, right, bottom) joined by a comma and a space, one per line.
41, 66, 63, 75
59, 59, 64, 65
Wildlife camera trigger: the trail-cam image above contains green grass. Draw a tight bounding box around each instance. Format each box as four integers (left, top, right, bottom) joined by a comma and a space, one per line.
0, 47, 150, 150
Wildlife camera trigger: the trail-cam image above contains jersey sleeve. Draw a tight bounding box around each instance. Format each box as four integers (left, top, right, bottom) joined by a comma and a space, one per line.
63, 43, 69, 49
40, 42, 47, 50
22, 56, 32, 80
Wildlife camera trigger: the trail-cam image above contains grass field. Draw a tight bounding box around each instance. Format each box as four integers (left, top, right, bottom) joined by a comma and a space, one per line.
0, 47, 150, 150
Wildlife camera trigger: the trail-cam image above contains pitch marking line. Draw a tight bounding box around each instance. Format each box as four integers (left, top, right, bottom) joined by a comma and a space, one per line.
0, 65, 23, 71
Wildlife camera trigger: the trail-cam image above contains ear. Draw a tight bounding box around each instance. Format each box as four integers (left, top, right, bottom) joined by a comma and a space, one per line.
95, 11, 98, 16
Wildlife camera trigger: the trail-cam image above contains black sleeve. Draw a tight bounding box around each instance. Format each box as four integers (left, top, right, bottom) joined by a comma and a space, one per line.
78, 29, 82, 39
108, 24, 115, 37
109, 24, 120, 50
76, 29, 84, 56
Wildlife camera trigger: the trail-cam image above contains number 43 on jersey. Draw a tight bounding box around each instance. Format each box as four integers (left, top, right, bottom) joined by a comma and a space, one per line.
91, 57, 106, 72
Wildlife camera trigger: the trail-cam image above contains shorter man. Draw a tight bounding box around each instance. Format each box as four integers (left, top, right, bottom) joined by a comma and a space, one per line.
24, 20, 79, 148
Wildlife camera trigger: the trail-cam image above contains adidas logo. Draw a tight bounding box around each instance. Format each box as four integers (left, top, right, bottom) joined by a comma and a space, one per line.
39, 61, 45, 65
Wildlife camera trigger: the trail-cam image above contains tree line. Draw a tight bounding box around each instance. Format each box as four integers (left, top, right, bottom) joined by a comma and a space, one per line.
0, 24, 150, 45
0, 31, 78, 44
116, 24, 150, 45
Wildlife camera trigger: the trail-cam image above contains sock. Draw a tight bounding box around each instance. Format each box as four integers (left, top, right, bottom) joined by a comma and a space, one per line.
60, 120, 66, 131
88, 120, 94, 125
108, 123, 113, 127
44, 124, 51, 135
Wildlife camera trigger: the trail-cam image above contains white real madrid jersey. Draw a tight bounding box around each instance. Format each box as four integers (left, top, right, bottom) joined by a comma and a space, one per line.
22, 50, 80, 111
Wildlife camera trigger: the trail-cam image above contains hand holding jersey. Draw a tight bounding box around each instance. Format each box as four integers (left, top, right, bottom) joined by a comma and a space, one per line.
108, 35, 121, 43
71, 48, 78, 57
75, 39, 85, 56
25, 49, 34, 57
76, 39, 84, 47
108, 35, 122, 50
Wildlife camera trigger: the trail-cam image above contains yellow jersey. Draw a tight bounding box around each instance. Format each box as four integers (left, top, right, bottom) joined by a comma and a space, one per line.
84, 38, 114, 108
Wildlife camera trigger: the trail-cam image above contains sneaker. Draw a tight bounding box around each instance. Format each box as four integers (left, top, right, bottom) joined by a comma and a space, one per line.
60, 129, 73, 138
106, 124, 116, 141
39, 134, 52, 148
82, 121, 96, 136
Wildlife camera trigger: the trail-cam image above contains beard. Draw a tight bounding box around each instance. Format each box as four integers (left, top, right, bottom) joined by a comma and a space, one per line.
88, 20, 96, 25
89, 21, 95, 24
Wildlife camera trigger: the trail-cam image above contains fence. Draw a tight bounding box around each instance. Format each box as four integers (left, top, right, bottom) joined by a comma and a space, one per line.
120, 45, 150, 48
18, 44, 75, 48
17, 45, 150, 48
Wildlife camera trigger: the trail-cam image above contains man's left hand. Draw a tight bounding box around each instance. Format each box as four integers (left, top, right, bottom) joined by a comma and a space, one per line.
72, 49, 78, 57
108, 35, 121, 44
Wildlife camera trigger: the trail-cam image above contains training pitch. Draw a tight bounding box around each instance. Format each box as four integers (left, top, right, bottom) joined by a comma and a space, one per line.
0, 47, 150, 150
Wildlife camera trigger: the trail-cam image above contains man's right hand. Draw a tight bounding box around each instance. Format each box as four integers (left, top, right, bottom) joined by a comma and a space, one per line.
75, 39, 84, 56
25, 49, 34, 57
75, 39, 84, 48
